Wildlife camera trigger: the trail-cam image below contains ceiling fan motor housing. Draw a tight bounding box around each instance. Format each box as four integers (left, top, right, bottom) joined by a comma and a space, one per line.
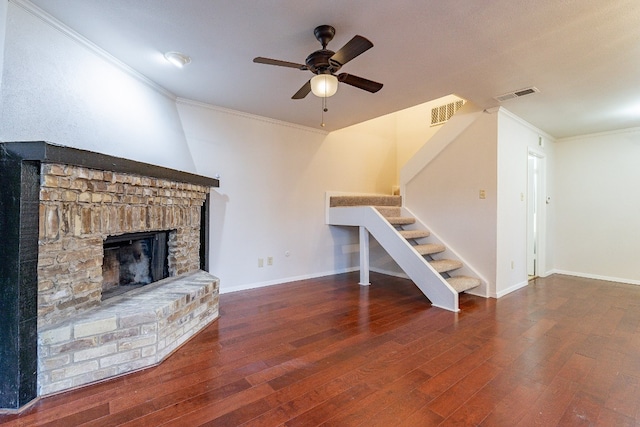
305, 50, 341, 75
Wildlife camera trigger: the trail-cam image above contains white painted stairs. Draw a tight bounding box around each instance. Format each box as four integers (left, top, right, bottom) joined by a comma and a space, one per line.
327, 194, 481, 312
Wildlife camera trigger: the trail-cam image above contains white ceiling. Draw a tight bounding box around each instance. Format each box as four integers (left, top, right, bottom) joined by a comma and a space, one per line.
27, 0, 640, 137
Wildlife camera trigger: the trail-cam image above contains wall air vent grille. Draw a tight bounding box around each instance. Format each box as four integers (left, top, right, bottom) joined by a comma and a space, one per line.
494, 86, 539, 103
430, 99, 466, 126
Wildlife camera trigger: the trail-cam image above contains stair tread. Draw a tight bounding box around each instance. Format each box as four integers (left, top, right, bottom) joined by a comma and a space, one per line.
399, 229, 430, 240
375, 206, 402, 217
447, 276, 481, 293
414, 243, 446, 255
429, 259, 463, 273
386, 216, 416, 225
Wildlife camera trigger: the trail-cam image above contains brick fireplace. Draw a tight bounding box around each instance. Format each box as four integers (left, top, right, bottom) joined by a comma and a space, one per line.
0, 142, 220, 410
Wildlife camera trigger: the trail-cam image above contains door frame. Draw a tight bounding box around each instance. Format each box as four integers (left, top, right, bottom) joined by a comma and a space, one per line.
527, 149, 546, 278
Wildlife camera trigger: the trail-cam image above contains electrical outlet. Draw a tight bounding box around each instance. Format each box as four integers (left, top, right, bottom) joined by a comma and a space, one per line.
258, 258, 264, 268
267, 256, 273, 266
479, 189, 486, 199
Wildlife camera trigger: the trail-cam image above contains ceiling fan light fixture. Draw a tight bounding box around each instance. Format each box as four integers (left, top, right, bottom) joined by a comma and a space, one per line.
310, 74, 338, 98
164, 51, 191, 68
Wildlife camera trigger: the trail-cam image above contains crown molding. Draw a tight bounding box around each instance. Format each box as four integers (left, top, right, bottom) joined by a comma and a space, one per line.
488, 106, 555, 141
10, 0, 176, 101
11, 0, 331, 136
176, 98, 329, 136
556, 125, 640, 143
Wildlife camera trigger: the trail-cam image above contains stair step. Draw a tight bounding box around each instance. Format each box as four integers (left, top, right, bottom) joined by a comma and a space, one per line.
386, 216, 416, 226
399, 229, 430, 240
429, 259, 463, 273
447, 276, 482, 293
414, 243, 446, 256
330, 195, 401, 207
375, 206, 401, 217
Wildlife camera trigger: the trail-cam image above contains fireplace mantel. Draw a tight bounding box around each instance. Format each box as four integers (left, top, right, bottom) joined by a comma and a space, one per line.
1, 141, 219, 188
0, 141, 220, 411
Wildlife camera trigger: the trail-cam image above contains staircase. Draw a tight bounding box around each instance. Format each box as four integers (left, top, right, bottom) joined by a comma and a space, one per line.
327, 194, 481, 312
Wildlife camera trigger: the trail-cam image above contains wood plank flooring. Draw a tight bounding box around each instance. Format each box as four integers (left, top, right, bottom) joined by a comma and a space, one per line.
2, 272, 640, 426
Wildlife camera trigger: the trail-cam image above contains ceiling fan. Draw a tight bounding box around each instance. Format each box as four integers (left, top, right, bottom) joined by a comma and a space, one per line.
253, 25, 383, 99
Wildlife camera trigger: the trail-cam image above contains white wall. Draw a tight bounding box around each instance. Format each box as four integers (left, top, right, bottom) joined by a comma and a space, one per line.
0, 0, 8, 99
495, 109, 555, 297
177, 100, 397, 292
0, 2, 195, 172
395, 94, 464, 180
394, 106, 555, 298
553, 127, 640, 284
403, 108, 499, 293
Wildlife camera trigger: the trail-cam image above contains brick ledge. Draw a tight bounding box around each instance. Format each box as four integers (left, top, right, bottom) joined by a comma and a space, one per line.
38, 270, 219, 396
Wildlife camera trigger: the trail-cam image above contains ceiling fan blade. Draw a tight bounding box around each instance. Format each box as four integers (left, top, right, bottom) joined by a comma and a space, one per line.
253, 57, 308, 70
330, 35, 373, 66
292, 80, 311, 99
338, 73, 383, 93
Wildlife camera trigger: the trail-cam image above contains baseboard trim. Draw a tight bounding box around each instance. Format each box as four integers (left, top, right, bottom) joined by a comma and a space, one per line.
550, 270, 640, 286
465, 288, 492, 298
219, 267, 358, 294
494, 279, 530, 298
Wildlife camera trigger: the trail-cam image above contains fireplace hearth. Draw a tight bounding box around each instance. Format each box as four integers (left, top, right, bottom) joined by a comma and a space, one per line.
0, 142, 220, 411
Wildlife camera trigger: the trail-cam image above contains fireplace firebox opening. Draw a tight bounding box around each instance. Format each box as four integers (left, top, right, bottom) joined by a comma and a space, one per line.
101, 231, 171, 300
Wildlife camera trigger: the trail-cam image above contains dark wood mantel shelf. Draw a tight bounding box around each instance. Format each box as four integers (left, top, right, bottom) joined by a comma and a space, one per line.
1, 141, 219, 188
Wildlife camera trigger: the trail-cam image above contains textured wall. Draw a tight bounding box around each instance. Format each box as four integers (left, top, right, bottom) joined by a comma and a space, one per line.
178, 100, 398, 293
0, 2, 196, 173
553, 128, 640, 284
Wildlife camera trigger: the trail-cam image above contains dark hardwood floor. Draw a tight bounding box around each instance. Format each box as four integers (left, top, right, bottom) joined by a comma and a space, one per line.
2, 272, 640, 426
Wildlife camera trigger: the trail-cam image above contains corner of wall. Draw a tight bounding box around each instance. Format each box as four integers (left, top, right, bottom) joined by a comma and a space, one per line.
0, 0, 8, 113
1, 1, 196, 173
495, 109, 555, 296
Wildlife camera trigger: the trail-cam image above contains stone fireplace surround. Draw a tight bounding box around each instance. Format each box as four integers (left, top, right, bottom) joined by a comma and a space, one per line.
0, 142, 220, 410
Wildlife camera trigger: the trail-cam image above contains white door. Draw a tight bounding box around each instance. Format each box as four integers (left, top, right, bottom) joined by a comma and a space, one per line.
527, 153, 545, 277
527, 155, 537, 276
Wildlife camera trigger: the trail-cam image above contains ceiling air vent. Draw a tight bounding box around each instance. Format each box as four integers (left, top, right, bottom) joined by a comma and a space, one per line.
494, 86, 539, 103
431, 99, 466, 126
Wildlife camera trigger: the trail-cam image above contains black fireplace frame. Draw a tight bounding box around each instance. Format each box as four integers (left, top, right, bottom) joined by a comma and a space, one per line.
0, 141, 218, 410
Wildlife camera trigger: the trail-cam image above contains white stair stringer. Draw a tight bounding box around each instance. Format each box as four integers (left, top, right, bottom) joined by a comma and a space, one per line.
328, 205, 460, 312
401, 206, 489, 298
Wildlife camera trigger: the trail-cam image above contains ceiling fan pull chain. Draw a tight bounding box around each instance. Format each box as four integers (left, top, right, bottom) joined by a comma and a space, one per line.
321, 96, 328, 127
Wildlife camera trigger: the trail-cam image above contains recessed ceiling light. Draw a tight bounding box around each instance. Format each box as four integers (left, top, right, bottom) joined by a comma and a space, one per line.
164, 51, 191, 68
